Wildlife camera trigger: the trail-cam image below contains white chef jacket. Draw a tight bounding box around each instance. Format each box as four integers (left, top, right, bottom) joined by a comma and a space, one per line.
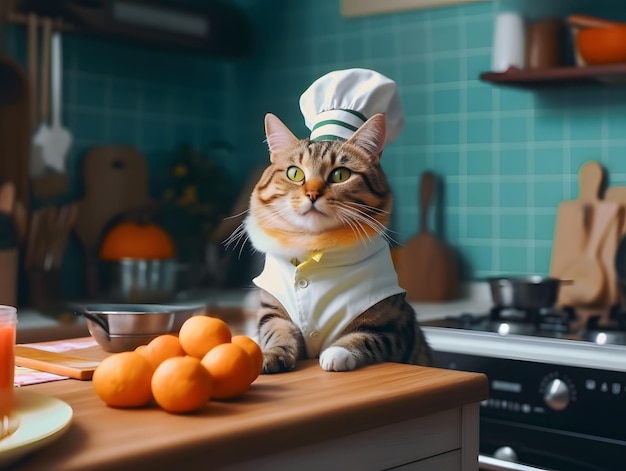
253, 236, 405, 358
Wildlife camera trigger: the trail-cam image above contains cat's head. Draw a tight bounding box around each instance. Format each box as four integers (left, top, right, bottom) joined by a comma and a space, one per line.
245, 112, 393, 259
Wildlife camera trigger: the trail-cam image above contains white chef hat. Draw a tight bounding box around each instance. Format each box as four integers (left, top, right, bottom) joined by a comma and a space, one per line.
299, 68, 405, 144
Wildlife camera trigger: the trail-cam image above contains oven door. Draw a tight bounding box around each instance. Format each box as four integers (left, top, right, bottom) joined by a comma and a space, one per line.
479, 455, 553, 471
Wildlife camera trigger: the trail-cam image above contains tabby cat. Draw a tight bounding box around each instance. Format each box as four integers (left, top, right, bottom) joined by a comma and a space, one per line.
241, 112, 432, 373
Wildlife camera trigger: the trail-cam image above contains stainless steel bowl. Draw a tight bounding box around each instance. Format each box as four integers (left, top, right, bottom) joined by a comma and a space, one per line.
74, 303, 200, 352
98, 259, 178, 303
487, 275, 567, 310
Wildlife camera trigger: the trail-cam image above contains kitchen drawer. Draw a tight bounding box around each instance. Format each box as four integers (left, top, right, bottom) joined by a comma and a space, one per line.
225, 407, 472, 471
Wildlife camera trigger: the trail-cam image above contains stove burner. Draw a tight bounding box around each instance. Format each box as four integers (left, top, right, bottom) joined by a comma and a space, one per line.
440, 306, 578, 338
488, 306, 575, 337
582, 313, 626, 346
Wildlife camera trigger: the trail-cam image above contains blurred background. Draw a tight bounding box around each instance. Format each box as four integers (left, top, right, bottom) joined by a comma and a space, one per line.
2, 0, 626, 309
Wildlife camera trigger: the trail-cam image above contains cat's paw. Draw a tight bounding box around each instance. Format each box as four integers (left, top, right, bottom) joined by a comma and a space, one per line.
262, 350, 296, 374
319, 346, 358, 372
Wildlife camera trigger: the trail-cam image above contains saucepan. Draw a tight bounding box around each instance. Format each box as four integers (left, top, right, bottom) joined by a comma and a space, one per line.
487, 275, 571, 310
74, 303, 202, 352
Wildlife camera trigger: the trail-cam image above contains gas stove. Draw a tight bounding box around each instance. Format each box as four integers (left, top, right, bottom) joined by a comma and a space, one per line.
420, 306, 626, 471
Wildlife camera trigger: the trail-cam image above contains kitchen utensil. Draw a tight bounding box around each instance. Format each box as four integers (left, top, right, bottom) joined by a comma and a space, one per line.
559, 185, 620, 307
487, 275, 567, 310
605, 186, 626, 237
31, 17, 52, 177
98, 258, 178, 303
74, 303, 199, 352
41, 30, 72, 173
395, 171, 458, 302
600, 185, 626, 307
550, 161, 620, 307
14, 345, 100, 380
491, 12, 526, 72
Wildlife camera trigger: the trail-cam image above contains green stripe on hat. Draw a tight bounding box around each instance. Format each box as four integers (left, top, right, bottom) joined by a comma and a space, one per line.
312, 119, 359, 133
311, 134, 345, 142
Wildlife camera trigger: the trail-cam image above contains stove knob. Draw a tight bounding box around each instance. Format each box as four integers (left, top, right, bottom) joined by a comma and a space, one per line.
543, 378, 570, 410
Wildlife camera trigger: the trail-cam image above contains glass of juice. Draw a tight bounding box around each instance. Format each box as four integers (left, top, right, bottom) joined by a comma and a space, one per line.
0, 305, 18, 440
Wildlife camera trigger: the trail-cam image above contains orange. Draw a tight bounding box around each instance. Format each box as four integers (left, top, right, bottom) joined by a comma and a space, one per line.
138, 334, 186, 369
100, 220, 175, 260
231, 335, 263, 382
577, 26, 626, 65
178, 316, 232, 359
92, 351, 155, 408
151, 356, 213, 413
201, 343, 254, 399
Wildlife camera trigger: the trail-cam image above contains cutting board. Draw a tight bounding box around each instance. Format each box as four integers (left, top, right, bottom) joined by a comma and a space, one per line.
395, 171, 458, 302
15, 344, 104, 380
74, 146, 155, 256
602, 186, 626, 306
551, 161, 621, 307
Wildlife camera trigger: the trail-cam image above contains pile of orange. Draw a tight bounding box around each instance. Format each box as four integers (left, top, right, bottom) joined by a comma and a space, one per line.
92, 316, 263, 413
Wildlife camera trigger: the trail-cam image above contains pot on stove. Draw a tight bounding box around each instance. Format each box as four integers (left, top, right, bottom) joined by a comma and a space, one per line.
487, 275, 567, 310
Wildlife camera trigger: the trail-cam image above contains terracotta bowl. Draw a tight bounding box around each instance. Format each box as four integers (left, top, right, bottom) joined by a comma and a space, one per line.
576, 26, 626, 65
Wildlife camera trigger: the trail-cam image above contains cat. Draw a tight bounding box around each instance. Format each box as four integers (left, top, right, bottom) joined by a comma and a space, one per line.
239, 112, 433, 373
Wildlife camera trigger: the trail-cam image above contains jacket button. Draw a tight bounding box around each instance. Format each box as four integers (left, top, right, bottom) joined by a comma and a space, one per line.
297, 279, 309, 288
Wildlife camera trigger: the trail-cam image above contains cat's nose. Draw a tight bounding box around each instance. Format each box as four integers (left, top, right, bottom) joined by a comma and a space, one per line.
306, 190, 319, 202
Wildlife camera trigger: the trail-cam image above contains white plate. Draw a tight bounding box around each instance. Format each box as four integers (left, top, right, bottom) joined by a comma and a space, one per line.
0, 389, 73, 466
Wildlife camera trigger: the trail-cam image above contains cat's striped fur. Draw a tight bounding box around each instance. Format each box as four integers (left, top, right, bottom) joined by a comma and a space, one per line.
242, 112, 433, 373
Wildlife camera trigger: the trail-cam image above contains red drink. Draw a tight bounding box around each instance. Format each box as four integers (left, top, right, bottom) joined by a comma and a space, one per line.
0, 306, 17, 436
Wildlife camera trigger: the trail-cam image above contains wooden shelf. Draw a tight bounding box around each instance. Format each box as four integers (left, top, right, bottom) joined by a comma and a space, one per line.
480, 64, 626, 87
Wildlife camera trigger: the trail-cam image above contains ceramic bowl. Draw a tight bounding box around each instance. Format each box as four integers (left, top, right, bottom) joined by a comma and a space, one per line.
576, 26, 626, 65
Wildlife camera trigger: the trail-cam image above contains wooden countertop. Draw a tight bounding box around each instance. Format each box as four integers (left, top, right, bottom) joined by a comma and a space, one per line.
10, 340, 488, 471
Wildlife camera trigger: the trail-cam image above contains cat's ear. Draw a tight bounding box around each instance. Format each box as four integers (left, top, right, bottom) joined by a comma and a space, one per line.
265, 113, 299, 162
346, 113, 386, 162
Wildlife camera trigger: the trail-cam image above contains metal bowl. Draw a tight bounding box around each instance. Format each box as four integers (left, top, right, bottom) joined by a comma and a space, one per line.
74, 303, 200, 352
487, 275, 567, 310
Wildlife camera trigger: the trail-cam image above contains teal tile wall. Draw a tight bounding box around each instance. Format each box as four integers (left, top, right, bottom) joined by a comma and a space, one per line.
230, 0, 626, 280
5, 0, 626, 286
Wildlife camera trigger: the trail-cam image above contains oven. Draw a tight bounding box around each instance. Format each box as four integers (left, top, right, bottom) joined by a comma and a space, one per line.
422, 309, 626, 471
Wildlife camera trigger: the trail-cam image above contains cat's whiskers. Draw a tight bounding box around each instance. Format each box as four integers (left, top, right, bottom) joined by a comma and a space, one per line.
224, 222, 251, 258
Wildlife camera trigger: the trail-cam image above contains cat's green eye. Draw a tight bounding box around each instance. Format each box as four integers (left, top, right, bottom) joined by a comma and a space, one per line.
287, 166, 305, 182
330, 167, 351, 183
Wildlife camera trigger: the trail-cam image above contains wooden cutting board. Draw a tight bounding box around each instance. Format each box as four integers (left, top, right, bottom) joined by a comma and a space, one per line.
74, 146, 155, 256
602, 186, 626, 306
15, 344, 104, 380
551, 161, 621, 307
395, 171, 458, 302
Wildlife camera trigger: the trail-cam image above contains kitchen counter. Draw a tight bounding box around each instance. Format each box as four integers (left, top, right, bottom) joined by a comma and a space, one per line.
15, 283, 493, 344
9, 338, 487, 471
